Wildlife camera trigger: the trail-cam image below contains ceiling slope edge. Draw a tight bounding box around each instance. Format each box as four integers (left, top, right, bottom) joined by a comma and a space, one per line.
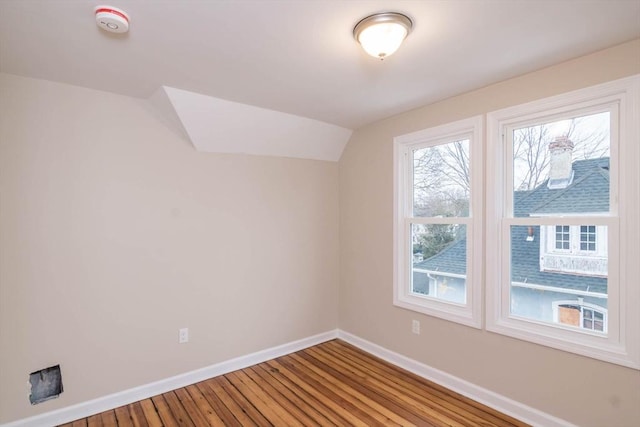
158, 86, 352, 162
146, 86, 193, 143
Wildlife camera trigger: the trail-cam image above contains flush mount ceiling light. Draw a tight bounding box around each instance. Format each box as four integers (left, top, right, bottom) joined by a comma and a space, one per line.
353, 12, 412, 60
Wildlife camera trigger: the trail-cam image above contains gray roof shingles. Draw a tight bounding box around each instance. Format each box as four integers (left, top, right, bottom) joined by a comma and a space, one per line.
415, 158, 609, 295
529, 158, 609, 215
415, 237, 466, 276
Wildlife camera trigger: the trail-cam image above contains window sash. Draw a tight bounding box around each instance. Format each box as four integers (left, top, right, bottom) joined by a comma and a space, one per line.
394, 115, 483, 329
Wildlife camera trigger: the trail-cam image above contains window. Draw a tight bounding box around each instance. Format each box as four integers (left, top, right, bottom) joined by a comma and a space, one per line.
552, 225, 598, 253
553, 301, 607, 333
394, 116, 482, 327
555, 225, 570, 250
542, 225, 607, 274
487, 75, 640, 368
582, 307, 605, 331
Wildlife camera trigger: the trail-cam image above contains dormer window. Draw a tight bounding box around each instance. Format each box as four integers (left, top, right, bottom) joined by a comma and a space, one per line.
541, 224, 607, 276
549, 224, 600, 255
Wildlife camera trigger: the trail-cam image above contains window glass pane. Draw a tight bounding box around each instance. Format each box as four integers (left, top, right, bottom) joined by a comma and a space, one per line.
593, 311, 604, 331
511, 112, 610, 217
413, 139, 470, 217
411, 224, 467, 304
510, 225, 607, 333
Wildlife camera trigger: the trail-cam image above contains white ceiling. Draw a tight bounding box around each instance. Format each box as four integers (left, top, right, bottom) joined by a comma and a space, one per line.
1, 1, 639, 158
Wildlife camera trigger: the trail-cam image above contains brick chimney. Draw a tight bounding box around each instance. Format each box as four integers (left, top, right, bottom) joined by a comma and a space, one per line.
547, 136, 574, 189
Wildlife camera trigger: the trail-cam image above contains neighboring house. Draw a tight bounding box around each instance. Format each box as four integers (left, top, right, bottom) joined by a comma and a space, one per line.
413, 137, 609, 332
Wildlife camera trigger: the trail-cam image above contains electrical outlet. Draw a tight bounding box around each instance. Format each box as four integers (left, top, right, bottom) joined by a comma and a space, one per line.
179, 328, 189, 343
411, 320, 420, 335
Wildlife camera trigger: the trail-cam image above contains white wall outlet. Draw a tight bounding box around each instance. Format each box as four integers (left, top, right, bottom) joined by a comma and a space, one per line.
412, 320, 420, 335
179, 328, 189, 343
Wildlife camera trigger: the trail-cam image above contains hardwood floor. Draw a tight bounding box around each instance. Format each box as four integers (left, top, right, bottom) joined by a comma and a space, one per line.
60, 340, 529, 426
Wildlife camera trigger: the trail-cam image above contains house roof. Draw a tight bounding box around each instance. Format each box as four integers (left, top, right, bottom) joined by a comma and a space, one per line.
520, 158, 610, 216
415, 157, 609, 295
509, 224, 607, 294
414, 237, 466, 276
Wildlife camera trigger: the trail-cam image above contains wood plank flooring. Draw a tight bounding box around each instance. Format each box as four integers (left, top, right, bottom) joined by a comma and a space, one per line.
60, 339, 529, 426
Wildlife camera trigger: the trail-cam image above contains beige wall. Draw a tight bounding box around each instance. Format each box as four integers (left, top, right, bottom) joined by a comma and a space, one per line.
0, 74, 339, 423
339, 39, 640, 427
2, 39, 640, 426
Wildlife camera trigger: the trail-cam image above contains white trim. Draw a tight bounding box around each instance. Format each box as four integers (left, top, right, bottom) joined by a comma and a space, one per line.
0, 330, 339, 427
503, 217, 613, 226
414, 269, 466, 279
409, 216, 472, 225
4, 328, 577, 427
337, 330, 576, 427
393, 115, 483, 329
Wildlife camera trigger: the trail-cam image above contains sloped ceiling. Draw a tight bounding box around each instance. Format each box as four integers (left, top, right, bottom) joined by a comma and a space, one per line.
1, 1, 639, 161
150, 86, 351, 161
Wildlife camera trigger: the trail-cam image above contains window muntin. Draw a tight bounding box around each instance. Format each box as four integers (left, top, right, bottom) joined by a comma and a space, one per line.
394, 116, 482, 328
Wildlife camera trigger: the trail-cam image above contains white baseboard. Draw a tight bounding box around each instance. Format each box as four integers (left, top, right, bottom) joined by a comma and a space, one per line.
3, 328, 573, 427
337, 330, 575, 427
1, 330, 338, 427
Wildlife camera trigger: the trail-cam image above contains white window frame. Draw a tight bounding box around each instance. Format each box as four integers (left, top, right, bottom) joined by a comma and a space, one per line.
486, 75, 640, 369
394, 116, 483, 328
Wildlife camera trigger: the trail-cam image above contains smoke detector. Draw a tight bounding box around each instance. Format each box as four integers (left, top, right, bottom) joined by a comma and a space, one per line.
95, 5, 130, 34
